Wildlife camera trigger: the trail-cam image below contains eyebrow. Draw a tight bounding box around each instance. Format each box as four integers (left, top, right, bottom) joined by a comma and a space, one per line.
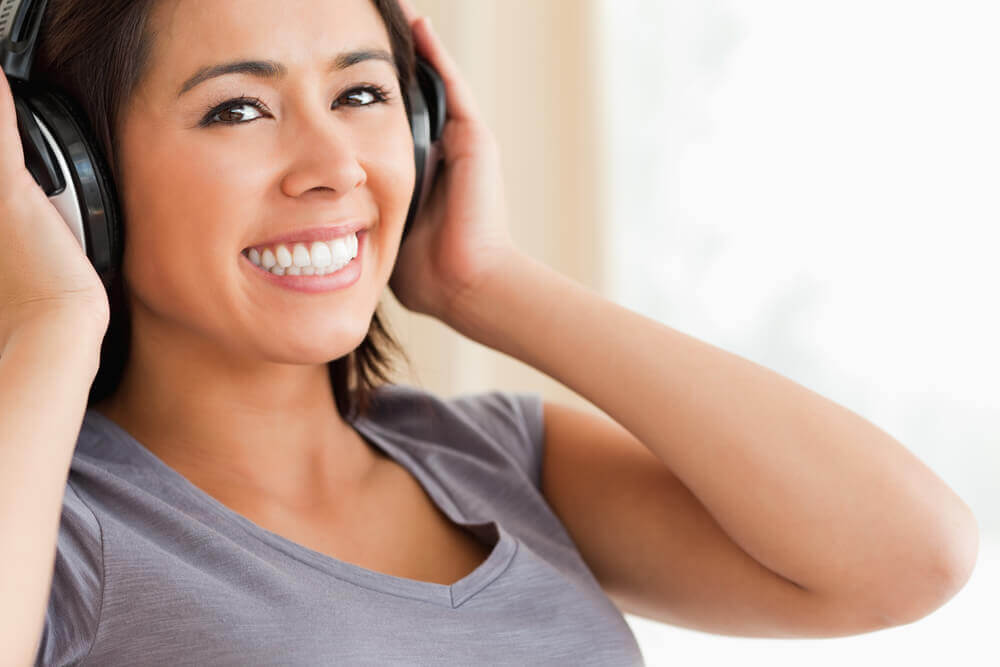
176, 48, 397, 98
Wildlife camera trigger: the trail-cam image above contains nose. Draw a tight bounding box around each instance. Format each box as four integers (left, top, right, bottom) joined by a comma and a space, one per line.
279, 112, 368, 198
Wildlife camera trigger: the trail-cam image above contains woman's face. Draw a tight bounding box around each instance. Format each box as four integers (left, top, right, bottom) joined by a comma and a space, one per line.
115, 0, 414, 367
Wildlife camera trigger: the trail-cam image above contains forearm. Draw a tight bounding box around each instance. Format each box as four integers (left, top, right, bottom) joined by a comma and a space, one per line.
1, 314, 103, 666
446, 250, 979, 607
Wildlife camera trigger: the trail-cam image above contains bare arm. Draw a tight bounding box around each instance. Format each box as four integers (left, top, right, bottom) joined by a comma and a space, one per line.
445, 251, 979, 625
0, 312, 103, 667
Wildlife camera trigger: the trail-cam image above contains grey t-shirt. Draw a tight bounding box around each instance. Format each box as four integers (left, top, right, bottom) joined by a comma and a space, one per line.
35, 383, 645, 666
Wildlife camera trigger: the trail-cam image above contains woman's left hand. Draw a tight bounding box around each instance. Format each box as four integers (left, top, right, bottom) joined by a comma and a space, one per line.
388, 0, 519, 325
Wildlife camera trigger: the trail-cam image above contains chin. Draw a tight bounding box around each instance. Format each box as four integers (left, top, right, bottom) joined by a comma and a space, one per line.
251, 317, 373, 365
254, 339, 364, 366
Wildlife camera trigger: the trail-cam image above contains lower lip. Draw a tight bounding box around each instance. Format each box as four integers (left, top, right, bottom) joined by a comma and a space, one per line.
241, 231, 366, 293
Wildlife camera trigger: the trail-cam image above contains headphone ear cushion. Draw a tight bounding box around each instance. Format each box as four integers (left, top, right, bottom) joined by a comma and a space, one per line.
402, 57, 446, 244
18, 81, 123, 291
416, 58, 447, 144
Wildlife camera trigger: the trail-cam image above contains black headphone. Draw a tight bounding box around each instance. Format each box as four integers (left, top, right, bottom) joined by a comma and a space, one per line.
1, 0, 446, 295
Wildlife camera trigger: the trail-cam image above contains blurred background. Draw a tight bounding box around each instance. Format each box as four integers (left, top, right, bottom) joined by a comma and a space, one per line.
387, 1, 999, 664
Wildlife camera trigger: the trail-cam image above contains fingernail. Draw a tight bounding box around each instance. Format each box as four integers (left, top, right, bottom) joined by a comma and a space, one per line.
422, 16, 433, 32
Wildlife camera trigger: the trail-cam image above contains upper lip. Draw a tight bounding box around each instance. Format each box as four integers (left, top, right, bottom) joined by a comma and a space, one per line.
244, 221, 370, 250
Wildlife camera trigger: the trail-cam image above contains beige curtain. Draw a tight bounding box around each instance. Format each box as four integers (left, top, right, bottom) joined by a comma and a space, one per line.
382, 0, 608, 412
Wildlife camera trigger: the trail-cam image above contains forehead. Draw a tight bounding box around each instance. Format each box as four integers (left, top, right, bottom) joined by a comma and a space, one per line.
145, 0, 392, 84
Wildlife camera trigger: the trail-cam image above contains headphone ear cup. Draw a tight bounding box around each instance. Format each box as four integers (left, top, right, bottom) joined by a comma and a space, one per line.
402, 56, 446, 244
12, 79, 123, 294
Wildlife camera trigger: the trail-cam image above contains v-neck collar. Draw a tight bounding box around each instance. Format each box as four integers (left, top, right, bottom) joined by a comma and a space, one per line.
82, 407, 518, 608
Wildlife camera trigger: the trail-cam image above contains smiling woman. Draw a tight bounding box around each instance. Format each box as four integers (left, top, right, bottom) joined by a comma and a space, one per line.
5, 0, 977, 665
32, 0, 417, 423
9, 0, 641, 665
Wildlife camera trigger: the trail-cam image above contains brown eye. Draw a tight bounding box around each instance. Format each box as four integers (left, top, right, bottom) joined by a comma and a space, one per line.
335, 85, 392, 108
200, 85, 392, 128
200, 96, 269, 127
215, 102, 265, 123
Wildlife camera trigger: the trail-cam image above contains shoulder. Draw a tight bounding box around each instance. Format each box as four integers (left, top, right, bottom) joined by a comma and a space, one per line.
362, 383, 545, 486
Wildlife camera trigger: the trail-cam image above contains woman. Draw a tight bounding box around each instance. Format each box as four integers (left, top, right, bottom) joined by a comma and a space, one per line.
0, 0, 978, 665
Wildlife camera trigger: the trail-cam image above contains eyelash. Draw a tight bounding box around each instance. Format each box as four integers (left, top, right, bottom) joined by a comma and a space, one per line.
199, 84, 393, 127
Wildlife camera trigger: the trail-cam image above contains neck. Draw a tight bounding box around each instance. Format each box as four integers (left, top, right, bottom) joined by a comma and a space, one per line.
91, 311, 380, 512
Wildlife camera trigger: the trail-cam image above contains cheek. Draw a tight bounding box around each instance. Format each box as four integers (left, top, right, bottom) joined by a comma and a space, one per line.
362, 112, 416, 210
366, 124, 417, 253
117, 122, 266, 273
114, 152, 253, 325
367, 134, 415, 280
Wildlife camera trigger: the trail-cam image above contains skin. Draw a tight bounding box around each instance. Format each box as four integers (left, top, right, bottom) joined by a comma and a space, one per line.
92, 0, 417, 515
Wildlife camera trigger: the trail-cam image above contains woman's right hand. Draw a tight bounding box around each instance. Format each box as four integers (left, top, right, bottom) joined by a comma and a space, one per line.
0, 73, 110, 349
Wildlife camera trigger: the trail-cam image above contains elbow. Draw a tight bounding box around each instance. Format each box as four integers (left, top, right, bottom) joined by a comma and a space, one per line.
939, 505, 981, 600
937, 501, 981, 603
882, 506, 981, 627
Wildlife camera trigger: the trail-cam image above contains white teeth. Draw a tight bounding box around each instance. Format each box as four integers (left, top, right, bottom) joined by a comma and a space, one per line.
335, 236, 355, 265
309, 241, 332, 268
244, 232, 360, 276
275, 245, 293, 268
292, 244, 311, 267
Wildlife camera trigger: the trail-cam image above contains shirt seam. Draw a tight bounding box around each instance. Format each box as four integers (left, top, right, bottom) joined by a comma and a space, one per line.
66, 479, 105, 667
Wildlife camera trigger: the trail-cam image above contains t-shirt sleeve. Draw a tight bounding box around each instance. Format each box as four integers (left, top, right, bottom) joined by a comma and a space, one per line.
34, 480, 104, 667
450, 390, 547, 490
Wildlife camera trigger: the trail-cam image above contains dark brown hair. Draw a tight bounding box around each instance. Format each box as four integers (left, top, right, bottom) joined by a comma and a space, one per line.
31, 0, 415, 421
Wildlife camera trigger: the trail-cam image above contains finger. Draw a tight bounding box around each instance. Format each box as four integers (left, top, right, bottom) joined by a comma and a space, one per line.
409, 16, 481, 124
